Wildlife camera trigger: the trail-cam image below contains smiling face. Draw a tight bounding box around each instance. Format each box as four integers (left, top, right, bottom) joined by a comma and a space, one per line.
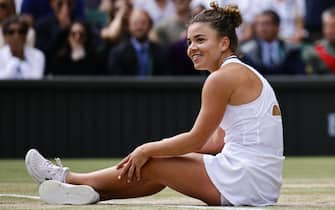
187, 22, 231, 72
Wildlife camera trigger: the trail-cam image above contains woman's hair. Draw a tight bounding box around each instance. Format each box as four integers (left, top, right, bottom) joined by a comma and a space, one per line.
57, 20, 94, 58
189, 1, 242, 52
71, 20, 94, 51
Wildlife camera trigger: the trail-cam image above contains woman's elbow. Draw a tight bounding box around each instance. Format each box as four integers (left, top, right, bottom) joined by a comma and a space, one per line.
188, 133, 210, 151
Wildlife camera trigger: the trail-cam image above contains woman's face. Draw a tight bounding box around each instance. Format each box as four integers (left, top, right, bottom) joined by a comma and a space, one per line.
187, 22, 229, 72
69, 22, 86, 43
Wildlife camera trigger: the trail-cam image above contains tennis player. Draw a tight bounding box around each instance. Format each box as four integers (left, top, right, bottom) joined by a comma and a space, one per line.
25, 2, 284, 206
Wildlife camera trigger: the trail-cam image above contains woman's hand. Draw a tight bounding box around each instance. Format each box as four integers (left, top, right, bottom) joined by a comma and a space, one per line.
117, 145, 149, 182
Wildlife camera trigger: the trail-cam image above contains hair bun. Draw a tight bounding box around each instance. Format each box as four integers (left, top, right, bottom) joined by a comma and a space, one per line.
209, 0, 220, 10
223, 5, 242, 28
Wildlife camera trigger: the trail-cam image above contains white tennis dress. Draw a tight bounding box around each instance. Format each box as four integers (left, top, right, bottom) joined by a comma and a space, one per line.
203, 57, 285, 206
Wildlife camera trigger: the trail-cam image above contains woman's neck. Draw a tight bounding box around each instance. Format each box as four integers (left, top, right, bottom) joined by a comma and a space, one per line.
208, 52, 235, 73
219, 52, 235, 65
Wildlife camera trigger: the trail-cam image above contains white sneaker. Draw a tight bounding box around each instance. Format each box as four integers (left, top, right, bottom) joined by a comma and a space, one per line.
25, 149, 69, 184
39, 180, 100, 205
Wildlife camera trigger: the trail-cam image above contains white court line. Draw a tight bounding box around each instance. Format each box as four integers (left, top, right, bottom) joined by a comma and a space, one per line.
0, 194, 40, 200
0, 194, 266, 210
163, 206, 266, 210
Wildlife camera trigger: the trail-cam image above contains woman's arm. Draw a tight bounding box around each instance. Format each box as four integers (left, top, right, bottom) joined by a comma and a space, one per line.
197, 128, 225, 155
139, 71, 234, 157
118, 70, 236, 180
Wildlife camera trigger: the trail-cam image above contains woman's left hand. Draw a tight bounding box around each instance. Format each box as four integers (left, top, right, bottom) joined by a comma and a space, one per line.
117, 145, 149, 182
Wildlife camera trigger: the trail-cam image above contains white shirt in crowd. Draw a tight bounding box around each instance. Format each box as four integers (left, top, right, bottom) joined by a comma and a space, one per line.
0, 45, 45, 79
133, 0, 175, 26
14, 0, 22, 13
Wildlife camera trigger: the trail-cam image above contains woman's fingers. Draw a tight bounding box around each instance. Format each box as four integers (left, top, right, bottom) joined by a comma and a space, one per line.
135, 165, 142, 181
116, 155, 130, 169
118, 160, 131, 180
127, 164, 135, 182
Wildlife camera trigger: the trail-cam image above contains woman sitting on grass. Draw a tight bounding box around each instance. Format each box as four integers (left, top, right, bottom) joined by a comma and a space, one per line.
25, 1, 284, 206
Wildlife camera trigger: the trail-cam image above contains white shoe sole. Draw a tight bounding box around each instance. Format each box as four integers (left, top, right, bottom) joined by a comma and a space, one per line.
39, 180, 99, 205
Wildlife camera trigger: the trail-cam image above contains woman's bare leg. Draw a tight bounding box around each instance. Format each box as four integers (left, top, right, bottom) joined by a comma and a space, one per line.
67, 166, 166, 201
66, 153, 221, 205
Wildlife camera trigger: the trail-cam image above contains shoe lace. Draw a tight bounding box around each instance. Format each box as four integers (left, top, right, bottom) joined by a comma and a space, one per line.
54, 157, 64, 168
41, 157, 64, 180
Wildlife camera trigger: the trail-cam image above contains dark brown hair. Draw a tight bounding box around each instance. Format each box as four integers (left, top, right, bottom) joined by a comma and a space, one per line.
2, 15, 29, 35
189, 1, 242, 52
259, 10, 281, 26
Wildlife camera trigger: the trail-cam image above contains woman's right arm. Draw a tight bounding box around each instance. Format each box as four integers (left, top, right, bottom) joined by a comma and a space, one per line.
197, 127, 225, 155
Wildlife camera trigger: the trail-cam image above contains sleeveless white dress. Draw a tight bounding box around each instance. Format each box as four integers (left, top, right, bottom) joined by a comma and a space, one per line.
203, 57, 285, 206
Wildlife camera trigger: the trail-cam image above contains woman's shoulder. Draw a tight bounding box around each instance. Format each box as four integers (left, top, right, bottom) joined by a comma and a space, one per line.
203, 64, 244, 96
209, 63, 247, 84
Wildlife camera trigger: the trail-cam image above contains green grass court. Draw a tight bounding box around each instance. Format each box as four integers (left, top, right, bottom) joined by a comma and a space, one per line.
0, 157, 335, 210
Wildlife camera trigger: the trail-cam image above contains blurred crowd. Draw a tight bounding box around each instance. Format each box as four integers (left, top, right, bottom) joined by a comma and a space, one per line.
0, 0, 335, 79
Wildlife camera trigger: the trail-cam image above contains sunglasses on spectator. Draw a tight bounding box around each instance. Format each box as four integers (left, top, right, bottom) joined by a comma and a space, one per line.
0, 2, 8, 9
70, 31, 85, 37
4, 28, 27, 36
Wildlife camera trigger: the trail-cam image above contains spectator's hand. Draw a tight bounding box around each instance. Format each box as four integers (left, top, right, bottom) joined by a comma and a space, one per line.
115, 1, 130, 18
57, 1, 71, 29
117, 145, 149, 182
69, 33, 84, 51
99, 0, 112, 13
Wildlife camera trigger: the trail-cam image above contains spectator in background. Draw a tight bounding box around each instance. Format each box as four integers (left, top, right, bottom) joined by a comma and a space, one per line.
240, 10, 304, 75
47, 21, 99, 76
35, 0, 79, 72
304, 0, 335, 42
107, 9, 166, 76
223, 0, 269, 43
133, 0, 175, 26
100, 0, 132, 44
191, 0, 208, 15
0, 0, 35, 47
165, 2, 207, 76
0, 0, 15, 46
84, 0, 109, 30
153, 0, 191, 47
14, 0, 22, 12
223, 0, 306, 44
267, 0, 306, 44
303, 7, 335, 74
98, 0, 133, 72
0, 15, 44, 79
20, 0, 84, 24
